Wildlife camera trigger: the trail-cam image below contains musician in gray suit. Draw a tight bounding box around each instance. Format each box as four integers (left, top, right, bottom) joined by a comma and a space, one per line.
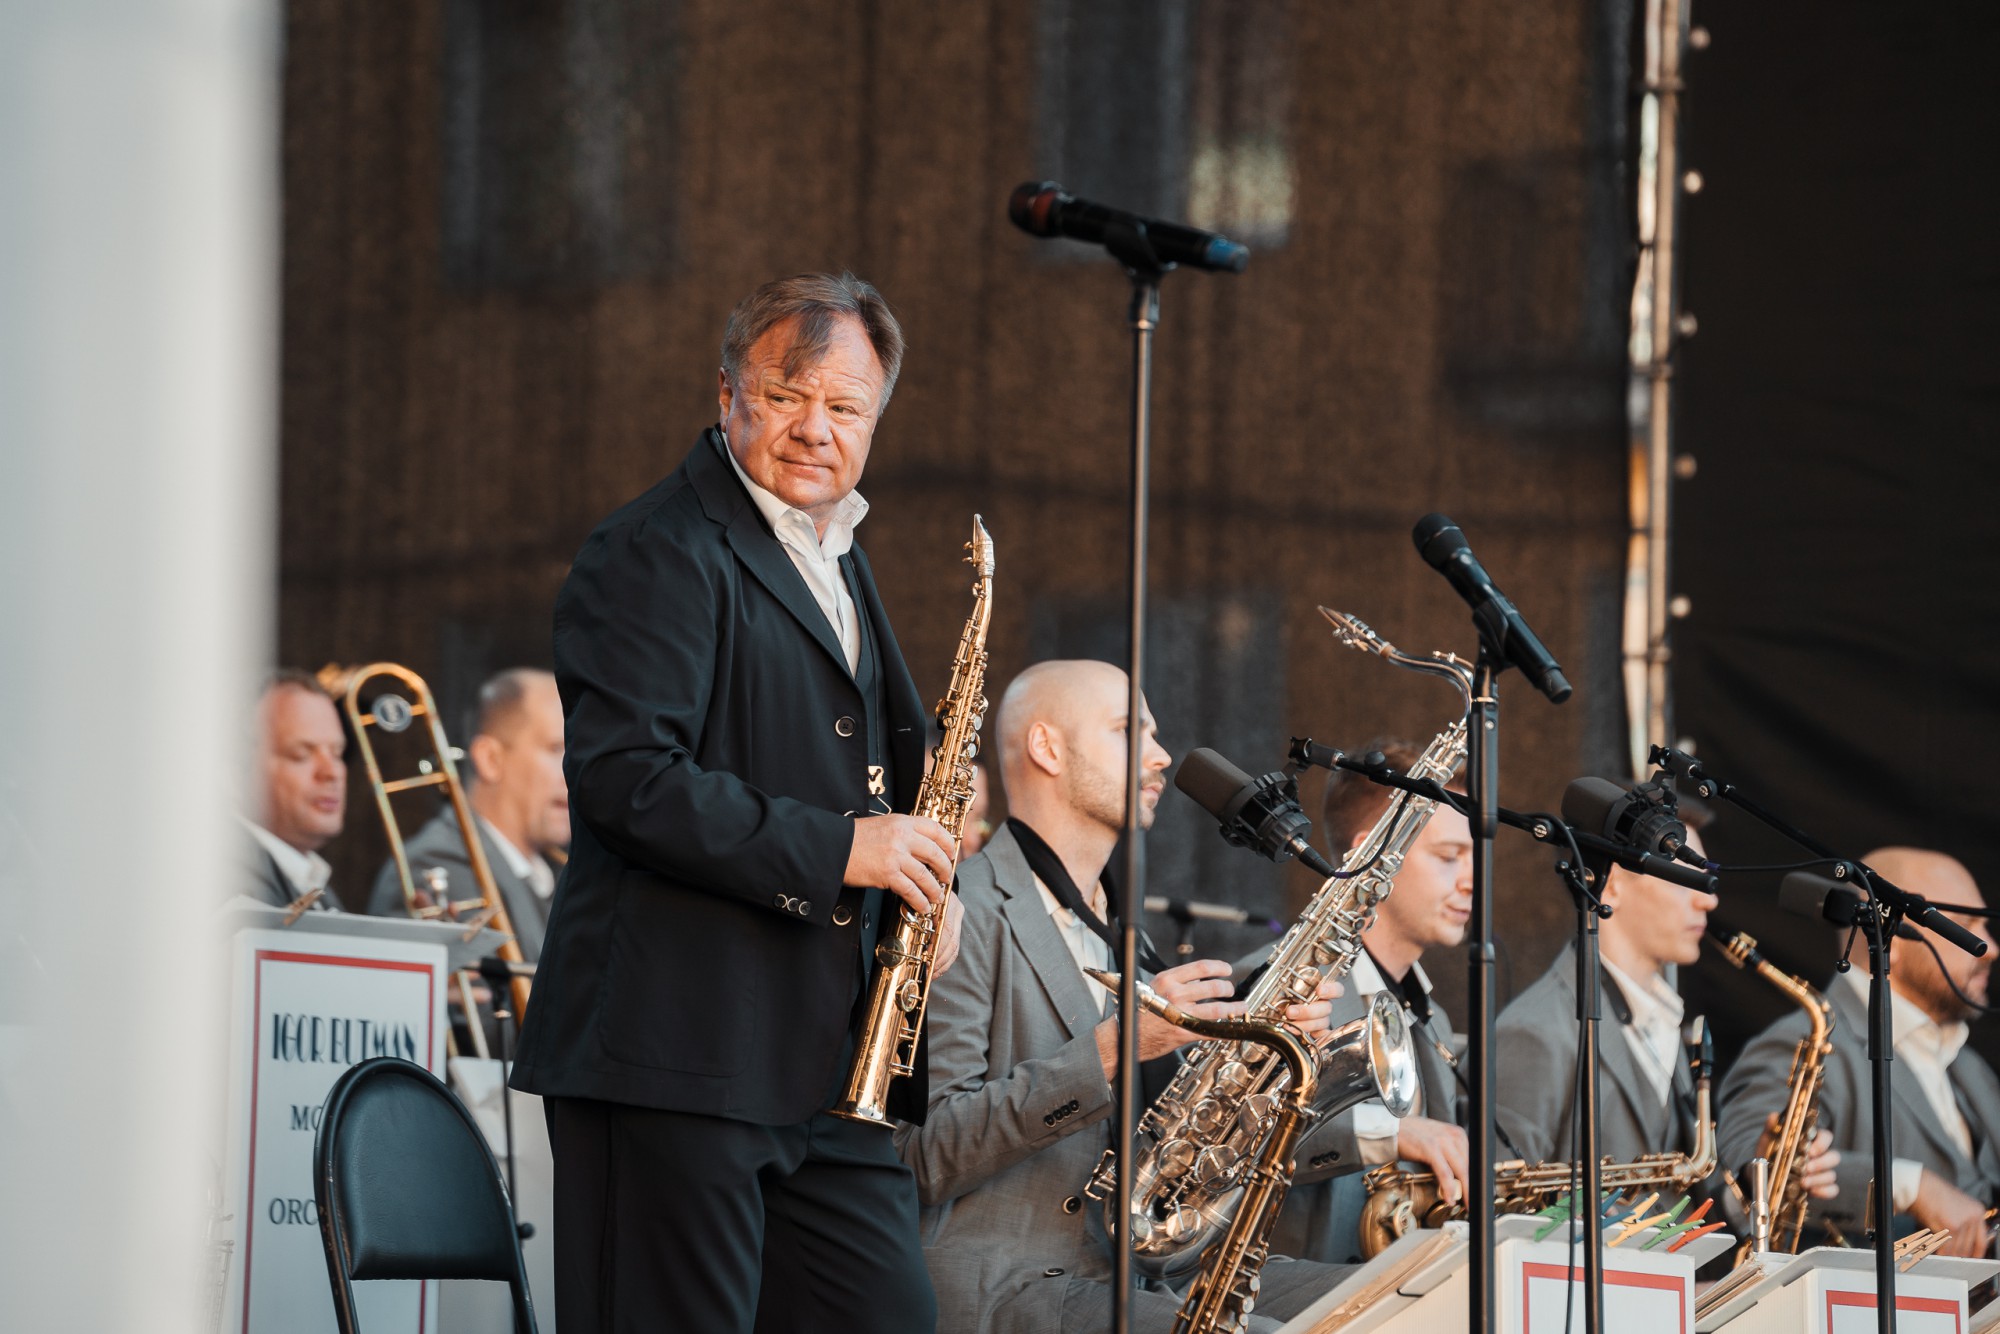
241, 668, 346, 912
1495, 807, 1724, 1168
1264, 738, 1472, 1264
896, 660, 1352, 1333
1718, 847, 2000, 1256
366, 667, 569, 960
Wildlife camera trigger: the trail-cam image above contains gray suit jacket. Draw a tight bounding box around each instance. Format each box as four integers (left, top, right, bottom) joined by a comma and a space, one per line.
1716, 974, 2000, 1234
365, 808, 551, 960
895, 827, 1346, 1334
241, 832, 337, 912
1494, 942, 1699, 1167
1271, 964, 1461, 1264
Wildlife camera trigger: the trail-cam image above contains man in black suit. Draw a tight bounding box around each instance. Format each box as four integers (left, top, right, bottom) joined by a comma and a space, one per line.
510, 273, 963, 1333
366, 667, 568, 960
241, 668, 346, 912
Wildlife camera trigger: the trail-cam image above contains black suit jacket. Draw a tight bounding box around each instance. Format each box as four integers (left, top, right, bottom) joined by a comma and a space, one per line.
511, 430, 928, 1126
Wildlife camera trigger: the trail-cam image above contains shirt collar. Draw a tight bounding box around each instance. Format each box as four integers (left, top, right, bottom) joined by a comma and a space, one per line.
1842, 969, 1970, 1065
721, 431, 868, 558
243, 818, 331, 898
1602, 955, 1684, 1031
478, 815, 534, 880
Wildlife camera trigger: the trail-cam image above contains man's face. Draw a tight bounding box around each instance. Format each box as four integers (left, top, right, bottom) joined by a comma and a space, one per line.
256, 685, 347, 854
1605, 828, 1715, 970
480, 677, 571, 852
1060, 674, 1171, 835
1889, 858, 1994, 1023
719, 314, 886, 532
1369, 799, 1474, 957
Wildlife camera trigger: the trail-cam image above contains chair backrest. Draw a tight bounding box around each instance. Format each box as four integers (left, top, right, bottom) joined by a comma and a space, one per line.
314, 1057, 537, 1333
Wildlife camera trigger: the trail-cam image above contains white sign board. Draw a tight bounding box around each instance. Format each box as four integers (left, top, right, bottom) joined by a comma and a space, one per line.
220, 928, 448, 1334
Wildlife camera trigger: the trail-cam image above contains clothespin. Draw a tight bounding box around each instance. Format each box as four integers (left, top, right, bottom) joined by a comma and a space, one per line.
1612, 1195, 1689, 1247
1641, 1197, 1710, 1251
1667, 1219, 1728, 1253
1532, 1192, 1578, 1243
1603, 1192, 1659, 1232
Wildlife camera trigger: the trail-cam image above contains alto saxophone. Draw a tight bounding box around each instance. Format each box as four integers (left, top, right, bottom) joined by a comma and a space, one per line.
1708, 926, 1834, 1254
832, 515, 994, 1126
1087, 609, 1469, 1278
1359, 1018, 1720, 1258
1089, 969, 1322, 1334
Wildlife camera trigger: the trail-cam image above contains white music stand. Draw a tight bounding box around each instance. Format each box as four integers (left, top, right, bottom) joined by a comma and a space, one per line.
1695, 1246, 2000, 1333
1279, 1215, 1735, 1334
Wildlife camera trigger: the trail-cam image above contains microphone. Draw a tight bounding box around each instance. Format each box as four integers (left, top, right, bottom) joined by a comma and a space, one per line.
1144, 896, 1284, 933
1411, 514, 1572, 704
1779, 870, 1866, 927
1174, 748, 1339, 879
1008, 181, 1250, 274
1561, 776, 1699, 864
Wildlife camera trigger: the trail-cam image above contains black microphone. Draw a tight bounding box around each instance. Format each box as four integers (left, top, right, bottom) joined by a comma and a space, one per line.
1411, 514, 1572, 704
1008, 181, 1250, 274
1561, 776, 1697, 863
1144, 895, 1284, 933
1780, 870, 1866, 927
1175, 748, 1339, 879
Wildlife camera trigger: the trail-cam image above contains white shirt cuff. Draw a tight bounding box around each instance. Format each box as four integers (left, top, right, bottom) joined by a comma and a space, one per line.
1355, 1102, 1402, 1166
1893, 1158, 1923, 1214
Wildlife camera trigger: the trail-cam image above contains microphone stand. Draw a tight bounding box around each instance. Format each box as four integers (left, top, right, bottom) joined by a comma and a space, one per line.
1465, 642, 1502, 1334
1104, 220, 1168, 1334
1561, 853, 1611, 1334
1651, 747, 1990, 1334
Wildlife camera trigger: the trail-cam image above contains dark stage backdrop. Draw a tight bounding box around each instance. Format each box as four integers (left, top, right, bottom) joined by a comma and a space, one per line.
277, 0, 1649, 1031
1673, 2, 2000, 1070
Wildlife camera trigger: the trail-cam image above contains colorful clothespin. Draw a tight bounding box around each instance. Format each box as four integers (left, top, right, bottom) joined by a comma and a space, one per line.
1667, 1219, 1728, 1253
1532, 1192, 1578, 1243
1640, 1196, 1708, 1251
1612, 1194, 1689, 1247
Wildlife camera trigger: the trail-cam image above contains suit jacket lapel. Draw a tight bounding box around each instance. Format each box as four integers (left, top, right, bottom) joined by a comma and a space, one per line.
1835, 979, 1977, 1173
1591, 959, 1671, 1145
686, 428, 854, 678
986, 829, 1103, 1042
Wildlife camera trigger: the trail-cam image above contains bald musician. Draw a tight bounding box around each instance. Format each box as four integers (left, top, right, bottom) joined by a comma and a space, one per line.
242, 668, 346, 912
896, 660, 1353, 1334
1719, 848, 2000, 1256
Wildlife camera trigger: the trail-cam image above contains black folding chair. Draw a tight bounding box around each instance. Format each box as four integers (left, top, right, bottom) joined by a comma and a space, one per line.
313, 1056, 539, 1333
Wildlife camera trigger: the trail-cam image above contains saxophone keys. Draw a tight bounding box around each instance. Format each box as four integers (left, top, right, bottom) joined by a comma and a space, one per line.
1194, 1144, 1240, 1188
1214, 1060, 1254, 1094
1157, 1138, 1198, 1179
1190, 1098, 1232, 1136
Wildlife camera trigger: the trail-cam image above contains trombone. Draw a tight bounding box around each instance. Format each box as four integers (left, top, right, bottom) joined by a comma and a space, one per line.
317, 662, 534, 1058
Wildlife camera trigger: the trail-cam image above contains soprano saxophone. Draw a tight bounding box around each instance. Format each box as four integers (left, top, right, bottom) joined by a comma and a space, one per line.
832, 515, 994, 1126
1359, 1018, 1720, 1258
1708, 926, 1833, 1254
1087, 609, 1469, 1277
1090, 969, 1322, 1334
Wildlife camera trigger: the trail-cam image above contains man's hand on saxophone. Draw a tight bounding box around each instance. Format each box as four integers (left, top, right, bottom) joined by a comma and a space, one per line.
1911, 1170, 1993, 1257
1751, 1112, 1842, 1199
1091, 959, 1347, 1081
845, 811, 957, 914
1394, 1117, 1471, 1207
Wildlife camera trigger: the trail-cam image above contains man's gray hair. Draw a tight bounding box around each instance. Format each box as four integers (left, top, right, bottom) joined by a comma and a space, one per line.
720, 272, 905, 404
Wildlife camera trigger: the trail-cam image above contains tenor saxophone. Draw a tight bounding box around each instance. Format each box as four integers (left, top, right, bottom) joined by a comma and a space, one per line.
1358, 1018, 1720, 1258
1708, 926, 1834, 1254
831, 515, 994, 1126
1087, 609, 1468, 1277
1088, 969, 1321, 1334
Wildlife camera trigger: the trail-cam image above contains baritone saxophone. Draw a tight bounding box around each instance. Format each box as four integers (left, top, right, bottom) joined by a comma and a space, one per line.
832, 515, 995, 1126
1089, 608, 1466, 1278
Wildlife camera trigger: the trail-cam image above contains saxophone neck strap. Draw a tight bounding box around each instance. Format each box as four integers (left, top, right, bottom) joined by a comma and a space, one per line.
1006, 817, 1167, 973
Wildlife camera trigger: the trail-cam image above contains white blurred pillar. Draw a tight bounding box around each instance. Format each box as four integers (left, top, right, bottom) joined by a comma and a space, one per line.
0, 1, 276, 1330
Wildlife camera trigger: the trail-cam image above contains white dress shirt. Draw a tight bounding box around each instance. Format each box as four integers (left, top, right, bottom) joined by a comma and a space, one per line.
1841, 970, 1973, 1210
1035, 874, 1114, 1014
480, 816, 556, 901
1350, 953, 1434, 1164
1602, 956, 1685, 1105
244, 818, 332, 904
724, 435, 867, 674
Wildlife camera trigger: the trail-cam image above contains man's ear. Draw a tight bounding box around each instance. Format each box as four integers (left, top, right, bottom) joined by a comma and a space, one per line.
1025, 720, 1063, 779
718, 367, 735, 432
467, 733, 506, 787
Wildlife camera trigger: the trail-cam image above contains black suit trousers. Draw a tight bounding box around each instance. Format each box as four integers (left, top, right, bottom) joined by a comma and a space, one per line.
545, 1096, 936, 1334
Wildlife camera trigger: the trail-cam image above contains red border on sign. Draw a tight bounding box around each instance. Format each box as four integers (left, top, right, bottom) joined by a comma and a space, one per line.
241, 949, 438, 1334
1825, 1288, 1960, 1332
1521, 1261, 1688, 1332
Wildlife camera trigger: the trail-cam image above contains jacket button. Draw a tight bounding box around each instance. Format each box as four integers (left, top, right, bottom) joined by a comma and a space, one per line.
835, 716, 856, 737
1062, 1195, 1082, 1215
772, 895, 787, 909
833, 906, 853, 926
1044, 1267, 1065, 1277
1043, 1114, 1056, 1127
